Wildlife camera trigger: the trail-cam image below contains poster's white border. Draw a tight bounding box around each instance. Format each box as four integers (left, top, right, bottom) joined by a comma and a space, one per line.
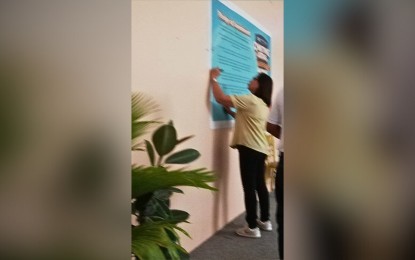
217, 0, 272, 36
209, 0, 272, 129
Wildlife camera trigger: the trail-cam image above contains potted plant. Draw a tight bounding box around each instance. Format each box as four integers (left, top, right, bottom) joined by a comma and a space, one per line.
131, 93, 216, 259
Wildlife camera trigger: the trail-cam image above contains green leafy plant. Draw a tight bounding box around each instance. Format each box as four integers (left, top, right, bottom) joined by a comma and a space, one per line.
131, 93, 216, 260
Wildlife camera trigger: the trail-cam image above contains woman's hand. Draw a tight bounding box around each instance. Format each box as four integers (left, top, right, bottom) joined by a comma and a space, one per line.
209, 67, 233, 108
210, 68, 222, 81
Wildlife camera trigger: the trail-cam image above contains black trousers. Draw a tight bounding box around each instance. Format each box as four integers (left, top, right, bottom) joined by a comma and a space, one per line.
275, 152, 284, 259
237, 145, 269, 229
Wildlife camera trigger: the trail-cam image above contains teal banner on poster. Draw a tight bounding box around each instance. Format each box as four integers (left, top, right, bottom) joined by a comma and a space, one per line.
211, 0, 271, 129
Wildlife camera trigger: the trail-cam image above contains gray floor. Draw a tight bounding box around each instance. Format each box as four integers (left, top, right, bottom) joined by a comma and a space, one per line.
190, 193, 280, 260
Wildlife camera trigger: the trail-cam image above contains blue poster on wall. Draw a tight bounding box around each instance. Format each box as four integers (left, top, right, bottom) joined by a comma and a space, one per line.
211, 0, 272, 129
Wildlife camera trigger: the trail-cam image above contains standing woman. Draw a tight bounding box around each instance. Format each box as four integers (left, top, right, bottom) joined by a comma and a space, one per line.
209, 68, 273, 238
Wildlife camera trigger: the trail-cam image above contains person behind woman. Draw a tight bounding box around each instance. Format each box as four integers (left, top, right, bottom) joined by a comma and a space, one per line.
267, 88, 284, 258
209, 68, 273, 238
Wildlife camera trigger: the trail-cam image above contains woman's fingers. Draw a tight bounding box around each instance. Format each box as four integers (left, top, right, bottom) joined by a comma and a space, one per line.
210, 69, 219, 79
211, 67, 221, 77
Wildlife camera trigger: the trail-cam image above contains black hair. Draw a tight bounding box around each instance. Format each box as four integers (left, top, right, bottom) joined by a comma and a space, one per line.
253, 73, 273, 107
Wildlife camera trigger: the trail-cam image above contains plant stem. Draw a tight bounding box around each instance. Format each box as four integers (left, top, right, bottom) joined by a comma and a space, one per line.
157, 156, 163, 166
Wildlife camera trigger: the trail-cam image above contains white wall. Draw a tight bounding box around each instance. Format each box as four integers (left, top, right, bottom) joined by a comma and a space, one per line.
132, 0, 283, 252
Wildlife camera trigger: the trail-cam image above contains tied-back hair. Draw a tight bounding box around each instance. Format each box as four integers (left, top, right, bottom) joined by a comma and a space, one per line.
254, 73, 273, 107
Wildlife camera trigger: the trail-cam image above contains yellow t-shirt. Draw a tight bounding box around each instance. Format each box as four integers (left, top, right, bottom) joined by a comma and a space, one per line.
230, 94, 269, 155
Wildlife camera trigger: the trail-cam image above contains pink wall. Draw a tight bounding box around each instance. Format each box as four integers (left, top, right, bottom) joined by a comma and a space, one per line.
132, 0, 283, 252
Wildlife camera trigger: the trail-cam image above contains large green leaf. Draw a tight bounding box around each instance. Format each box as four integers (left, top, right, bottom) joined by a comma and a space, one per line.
133, 192, 153, 215
143, 209, 190, 229
145, 140, 155, 166
165, 149, 200, 164
176, 135, 194, 145
144, 190, 171, 219
165, 247, 180, 260
169, 210, 190, 224
153, 189, 173, 201
132, 92, 159, 122
166, 223, 190, 238
132, 166, 217, 198
132, 222, 183, 260
131, 225, 166, 260
152, 124, 177, 157
162, 227, 188, 259
132, 121, 157, 141
131, 93, 160, 148
167, 187, 184, 194
133, 241, 165, 260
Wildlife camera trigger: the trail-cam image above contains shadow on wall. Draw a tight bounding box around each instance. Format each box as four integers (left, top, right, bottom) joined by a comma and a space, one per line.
205, 79, 232, 231
212, 129, 231, 230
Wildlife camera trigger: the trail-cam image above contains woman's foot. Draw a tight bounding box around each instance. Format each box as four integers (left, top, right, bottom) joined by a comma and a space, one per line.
256, 220, 273, 231
235, 226, 261, 238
